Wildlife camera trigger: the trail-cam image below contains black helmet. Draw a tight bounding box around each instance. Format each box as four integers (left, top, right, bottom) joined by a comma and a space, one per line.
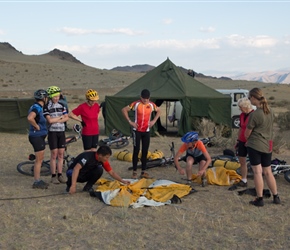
34, 89, 48, 100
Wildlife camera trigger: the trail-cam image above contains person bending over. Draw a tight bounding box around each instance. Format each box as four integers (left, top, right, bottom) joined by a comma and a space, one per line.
174, 131, 211, 187
66, 145, 130, 194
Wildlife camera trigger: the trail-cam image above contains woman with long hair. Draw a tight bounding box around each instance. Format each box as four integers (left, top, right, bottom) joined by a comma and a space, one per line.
245, 88, 280, 207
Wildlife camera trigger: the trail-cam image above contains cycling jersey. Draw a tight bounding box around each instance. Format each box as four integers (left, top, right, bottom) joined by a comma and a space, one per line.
28, 102, 48, 137
129, 100, 158, 132
177, 140, 207, 157
43, 100, 67, 132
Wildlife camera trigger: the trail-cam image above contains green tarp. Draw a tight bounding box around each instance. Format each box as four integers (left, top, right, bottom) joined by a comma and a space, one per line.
105, 58, 231, 136
0, 98, 34, 133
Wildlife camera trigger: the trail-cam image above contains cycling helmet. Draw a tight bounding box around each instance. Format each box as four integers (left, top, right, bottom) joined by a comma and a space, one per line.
181, 131, 199, 143
73, 124, 82, 134
47, 86, 61, 98
86, 89, 99, 101
34, 89, 48, 100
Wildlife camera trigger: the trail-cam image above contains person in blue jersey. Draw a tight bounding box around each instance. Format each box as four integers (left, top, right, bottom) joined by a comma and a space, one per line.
27, 89, 49, 189
44, 86, 69, 185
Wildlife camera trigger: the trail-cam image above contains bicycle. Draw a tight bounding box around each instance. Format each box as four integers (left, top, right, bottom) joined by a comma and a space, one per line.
236, 158, 290, 183
16, 124, 82, 176
127, 129, 216, 171
98, 129, 130, 149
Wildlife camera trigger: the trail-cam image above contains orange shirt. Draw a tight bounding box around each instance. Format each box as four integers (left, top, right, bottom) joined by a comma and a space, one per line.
177, 140, 207, 155
129, 100, 158, 132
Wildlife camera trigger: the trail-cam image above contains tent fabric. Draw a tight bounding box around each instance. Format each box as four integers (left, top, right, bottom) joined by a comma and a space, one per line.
191, 167, 242, 186
105, 58, 231, 136
94, 178, 192, 208
0, 98, 34, 133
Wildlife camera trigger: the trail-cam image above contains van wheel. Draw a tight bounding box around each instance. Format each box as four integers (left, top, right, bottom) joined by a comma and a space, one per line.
232, 116, 240, 128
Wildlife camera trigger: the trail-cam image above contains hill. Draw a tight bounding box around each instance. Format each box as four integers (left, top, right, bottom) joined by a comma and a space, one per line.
0, 41, 284, 103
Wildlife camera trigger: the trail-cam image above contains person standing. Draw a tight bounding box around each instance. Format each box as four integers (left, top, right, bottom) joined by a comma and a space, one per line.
234, 97, 254, 187
174, 131, 212, 187
66, 145, 130, 194
245, 88, 281, 207
43, 86, 69, 184
121, 89, 161, 179
68, 89, 100, 151
27, 89, 49, 189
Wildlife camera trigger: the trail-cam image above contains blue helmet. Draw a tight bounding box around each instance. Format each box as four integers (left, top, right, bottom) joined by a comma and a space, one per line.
181, 131, 198, 143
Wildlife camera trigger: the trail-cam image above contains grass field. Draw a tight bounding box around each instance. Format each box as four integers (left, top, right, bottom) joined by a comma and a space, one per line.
1, 49, 290, 249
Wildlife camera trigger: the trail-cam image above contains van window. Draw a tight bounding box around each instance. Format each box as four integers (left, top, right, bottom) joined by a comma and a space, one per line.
234, 93, 246, 102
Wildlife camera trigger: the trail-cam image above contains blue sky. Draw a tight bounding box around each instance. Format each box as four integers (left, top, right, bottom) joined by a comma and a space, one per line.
1, 1, 290, 76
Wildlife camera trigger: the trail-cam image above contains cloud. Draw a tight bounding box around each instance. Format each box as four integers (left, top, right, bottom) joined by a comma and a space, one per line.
226, 34, 278, 48
162, 19, 173, 25
59, 27, 145, 36
199, 26, 215, 33
0, 29, 4, 35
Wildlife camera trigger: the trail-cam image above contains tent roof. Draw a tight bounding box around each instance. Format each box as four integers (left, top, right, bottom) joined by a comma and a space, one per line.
114, 58, 226, 100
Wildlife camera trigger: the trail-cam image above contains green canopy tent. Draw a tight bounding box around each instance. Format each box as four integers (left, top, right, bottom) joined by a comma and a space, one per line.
0, 98, 34, 133
105, 58, 231, 136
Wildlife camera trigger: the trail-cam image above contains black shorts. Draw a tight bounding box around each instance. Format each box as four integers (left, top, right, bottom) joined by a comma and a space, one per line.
247, 147, 272, 167
185, 154, 207, 164
48, 131, 66, 150
237, 141, 248, 157
82, 134, 99, 150
29, 135, 47, 152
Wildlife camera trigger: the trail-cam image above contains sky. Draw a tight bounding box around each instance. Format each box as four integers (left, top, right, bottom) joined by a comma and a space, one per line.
1, 0, 290, 77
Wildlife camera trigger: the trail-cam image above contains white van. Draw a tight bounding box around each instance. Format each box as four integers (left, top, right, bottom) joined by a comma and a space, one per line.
168, 89, 251, 128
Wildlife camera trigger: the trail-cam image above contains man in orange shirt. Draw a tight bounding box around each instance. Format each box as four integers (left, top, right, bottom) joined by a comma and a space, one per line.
122, 89, 161, 179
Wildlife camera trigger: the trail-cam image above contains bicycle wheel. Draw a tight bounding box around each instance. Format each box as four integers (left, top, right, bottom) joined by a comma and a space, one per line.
284, 170, 290, 183
17, 161, 51, 176
109, 140, 129, 149
128, 159, 164, 170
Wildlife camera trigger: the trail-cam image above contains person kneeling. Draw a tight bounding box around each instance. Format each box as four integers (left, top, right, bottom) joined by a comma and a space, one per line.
174, 131, 212, 187
66, 145, 130, 194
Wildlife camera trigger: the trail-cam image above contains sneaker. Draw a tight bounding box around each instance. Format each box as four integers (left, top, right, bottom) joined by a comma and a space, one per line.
273, 195, 281, 204
32, 180, 49, 189
140, 172, 151, 179
58, 175, 67, 184
249, 197, 264, 207
83, 183, 93, 192
51, 176, 60, 184
132, 171, 138, 179
236, 180, 247, 187
201, 176, 207, 187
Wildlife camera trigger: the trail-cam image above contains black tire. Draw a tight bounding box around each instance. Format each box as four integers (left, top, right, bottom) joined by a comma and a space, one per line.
99, 139, 129, 149
17, 161, 51, 176
284, 170, 290, 183
128, 158, 164, 170
108, 140, 129, 149
232, 116, 240, 128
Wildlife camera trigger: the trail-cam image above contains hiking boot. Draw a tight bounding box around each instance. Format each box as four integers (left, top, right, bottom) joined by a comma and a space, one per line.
140, 172, 151, 179
51, 176, 60, 184
236, 180, 247, 187
32, 180, 49, 189
58, 175, 67, 184
273, 195, 281, 204
249, 197, 264, 207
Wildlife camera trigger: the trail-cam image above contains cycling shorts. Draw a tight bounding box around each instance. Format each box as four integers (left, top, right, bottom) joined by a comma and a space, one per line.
247, 147, 272, 167
82, 134, 99, 150
48, 131, 66, 150
29, 135, 47, 152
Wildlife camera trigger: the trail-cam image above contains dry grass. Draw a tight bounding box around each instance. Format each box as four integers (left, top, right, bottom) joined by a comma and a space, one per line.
1, 54, 290, 249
